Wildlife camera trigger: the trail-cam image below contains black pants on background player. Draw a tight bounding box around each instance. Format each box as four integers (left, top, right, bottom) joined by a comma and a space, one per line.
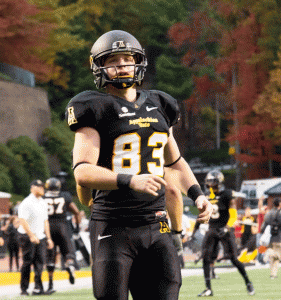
201, 228, 252, 294
19, 234, 46, 294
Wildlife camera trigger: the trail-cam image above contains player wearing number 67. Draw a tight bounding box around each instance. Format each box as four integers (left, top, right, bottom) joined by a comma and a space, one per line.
43, 178, 81, 295
65, 30, 212, 300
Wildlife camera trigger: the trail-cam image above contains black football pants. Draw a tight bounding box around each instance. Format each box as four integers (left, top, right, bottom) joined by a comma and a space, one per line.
46, 221, 75, 267
90, 220, 182, 300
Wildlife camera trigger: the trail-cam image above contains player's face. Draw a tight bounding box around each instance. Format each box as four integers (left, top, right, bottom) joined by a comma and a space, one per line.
103, 54, 135, 80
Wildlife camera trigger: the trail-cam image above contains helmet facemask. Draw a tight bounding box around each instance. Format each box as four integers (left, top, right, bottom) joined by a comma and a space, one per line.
204, 170, 224, 193
90, 53, 147, 89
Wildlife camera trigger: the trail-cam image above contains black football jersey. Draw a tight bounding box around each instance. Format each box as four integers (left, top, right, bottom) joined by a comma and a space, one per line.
65, 90, 180, 224
44, 191, 73, 221
207, 189, 233, 228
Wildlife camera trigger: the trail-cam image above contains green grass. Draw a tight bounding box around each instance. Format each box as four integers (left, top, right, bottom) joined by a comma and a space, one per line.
5, 267, 280, 299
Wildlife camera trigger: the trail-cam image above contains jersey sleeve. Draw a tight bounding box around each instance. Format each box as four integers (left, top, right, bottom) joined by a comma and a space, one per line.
150, 90, 180, 127
65, 91, 105, 132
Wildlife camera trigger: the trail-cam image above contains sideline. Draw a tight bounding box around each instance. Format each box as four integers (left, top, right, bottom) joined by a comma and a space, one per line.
0, 264, 268, 299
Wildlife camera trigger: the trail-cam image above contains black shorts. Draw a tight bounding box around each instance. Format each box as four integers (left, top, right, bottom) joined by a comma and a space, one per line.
202, 227, 238, 261
47, 221, 75, 265
90, 220, 182, 300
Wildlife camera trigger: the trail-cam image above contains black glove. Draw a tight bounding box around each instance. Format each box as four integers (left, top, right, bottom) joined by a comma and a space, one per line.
171, 231, 183, 256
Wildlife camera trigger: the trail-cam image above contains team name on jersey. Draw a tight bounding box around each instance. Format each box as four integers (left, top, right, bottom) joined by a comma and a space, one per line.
129, 117, 158, 128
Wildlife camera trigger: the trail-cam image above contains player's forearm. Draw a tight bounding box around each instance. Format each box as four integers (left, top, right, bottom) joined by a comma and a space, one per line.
74, 164, 118, 190
170, 159, 202, 196
76, 184, 93, 206
165, 186, 183, 231
44, 220, 52, 240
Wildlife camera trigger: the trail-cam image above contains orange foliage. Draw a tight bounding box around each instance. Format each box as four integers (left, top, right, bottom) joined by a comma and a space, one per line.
0, 0, 56, 82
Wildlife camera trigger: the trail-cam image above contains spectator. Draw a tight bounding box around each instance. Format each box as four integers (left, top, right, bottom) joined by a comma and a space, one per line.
260, 198, 281, 279
18, 180, 54, 296
240, 207, 255, 250
0, 214, 4, 247
2, 215, 20, 272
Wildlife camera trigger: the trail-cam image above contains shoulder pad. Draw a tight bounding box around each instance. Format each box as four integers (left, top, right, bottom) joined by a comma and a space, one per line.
149, 90, 180, 127
65, 90, 112, 132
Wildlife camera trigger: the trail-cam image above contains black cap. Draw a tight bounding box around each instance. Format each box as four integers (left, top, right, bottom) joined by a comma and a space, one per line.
30, 179, 44, 187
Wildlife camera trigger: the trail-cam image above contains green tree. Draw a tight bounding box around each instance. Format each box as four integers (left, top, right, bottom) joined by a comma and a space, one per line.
0, 144, 30, 195
42, 120, 75, 191
155, 54, 193, 101
7, 136, 50, 181
0, 164, 13, 193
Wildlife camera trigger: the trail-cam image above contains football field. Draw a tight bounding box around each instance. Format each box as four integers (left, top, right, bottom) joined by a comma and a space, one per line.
3, 267, 280, 300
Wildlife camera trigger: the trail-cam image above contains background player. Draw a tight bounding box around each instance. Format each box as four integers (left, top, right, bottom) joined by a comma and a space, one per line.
66, 30, 213, 300
44, 177, 81, 295
198, 169, 255, 297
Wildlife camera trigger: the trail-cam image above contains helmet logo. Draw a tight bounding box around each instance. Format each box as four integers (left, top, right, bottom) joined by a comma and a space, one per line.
112, 41, 131, 52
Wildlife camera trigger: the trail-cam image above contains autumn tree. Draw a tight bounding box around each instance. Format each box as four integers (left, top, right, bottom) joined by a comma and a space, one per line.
254, 43, 281, 144
0, 0, 57, 82
213, 0, 281, 178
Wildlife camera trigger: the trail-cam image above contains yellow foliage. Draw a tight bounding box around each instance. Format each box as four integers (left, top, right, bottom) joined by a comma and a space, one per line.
26, 0, 106, 86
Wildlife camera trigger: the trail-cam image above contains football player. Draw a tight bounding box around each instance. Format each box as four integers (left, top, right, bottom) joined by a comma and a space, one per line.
198, 170, 255, 297
44, 177, 81, 295
66, 30, 213, 300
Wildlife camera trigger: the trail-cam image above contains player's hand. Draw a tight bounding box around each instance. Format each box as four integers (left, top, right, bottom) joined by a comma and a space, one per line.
195, 195, 213, 224
130, 174, 167, 196
47, 238, 54, 249
172, 232, 183, 256
0, 237, 4, 247
30, 234, 40, 244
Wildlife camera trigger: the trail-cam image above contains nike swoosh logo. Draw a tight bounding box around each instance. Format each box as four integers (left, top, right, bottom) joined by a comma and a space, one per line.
98, 234, 112, 241
146, 106, 158, 112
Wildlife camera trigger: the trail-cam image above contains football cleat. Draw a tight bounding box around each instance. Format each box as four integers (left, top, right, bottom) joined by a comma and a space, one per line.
66, 265, 75, 284
198, 289, 213, 297
32, 289, 45, 295
45, 287, 56, 295
246, 282, 255, 295
20, 291, 29, 296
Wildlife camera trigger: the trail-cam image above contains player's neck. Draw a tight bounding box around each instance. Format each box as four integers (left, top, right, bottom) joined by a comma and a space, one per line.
106, 85, 137, 102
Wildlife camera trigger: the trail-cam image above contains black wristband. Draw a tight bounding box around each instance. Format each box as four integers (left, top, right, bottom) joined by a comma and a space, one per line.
188, 184, 204, 202
117, 174, 133, 189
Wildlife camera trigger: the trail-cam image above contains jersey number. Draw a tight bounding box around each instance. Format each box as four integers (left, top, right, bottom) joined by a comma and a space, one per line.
211, 204, 220, 219
46, 198, 65, 215
112, 132, 168, 176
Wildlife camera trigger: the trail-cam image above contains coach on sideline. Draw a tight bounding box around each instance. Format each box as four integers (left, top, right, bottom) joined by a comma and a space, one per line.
18, 179, 54, 296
